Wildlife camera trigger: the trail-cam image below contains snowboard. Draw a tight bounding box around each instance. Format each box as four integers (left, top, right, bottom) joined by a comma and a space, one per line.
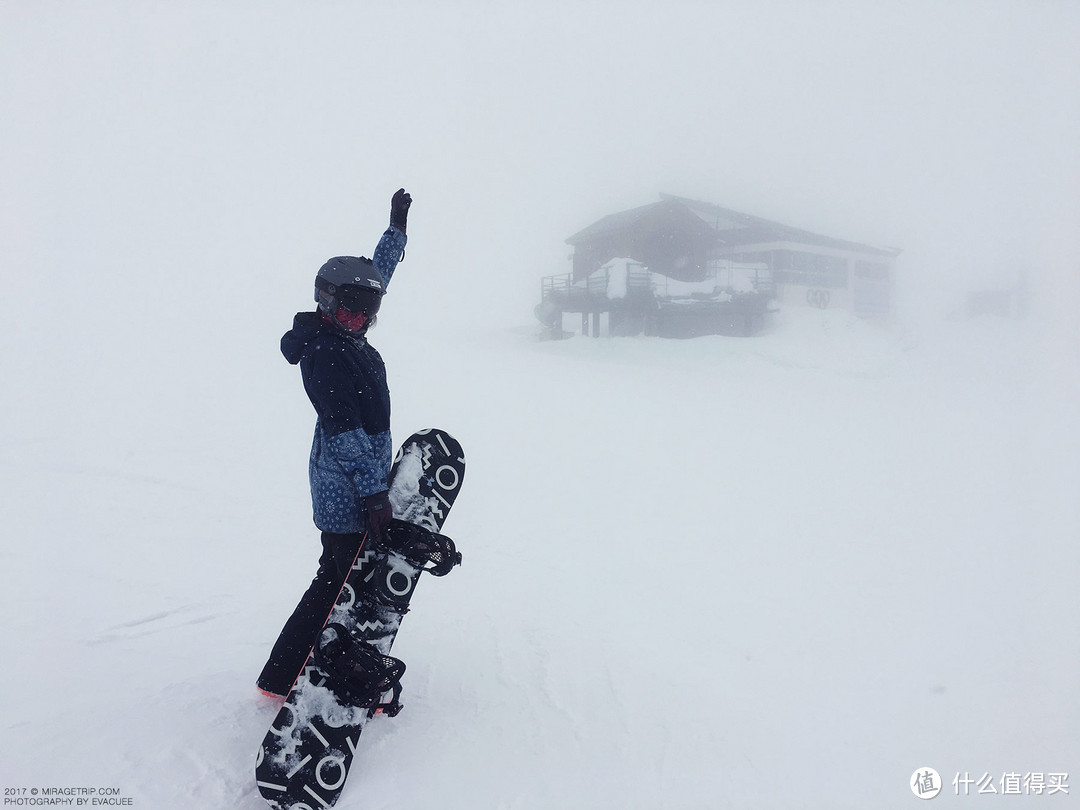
256, 428, 466, 810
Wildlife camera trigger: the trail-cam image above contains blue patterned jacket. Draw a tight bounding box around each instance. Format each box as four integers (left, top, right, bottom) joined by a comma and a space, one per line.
280, 226, 407, 533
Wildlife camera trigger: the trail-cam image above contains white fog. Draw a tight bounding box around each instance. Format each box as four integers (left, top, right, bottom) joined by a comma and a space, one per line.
1, 2, 1077, 808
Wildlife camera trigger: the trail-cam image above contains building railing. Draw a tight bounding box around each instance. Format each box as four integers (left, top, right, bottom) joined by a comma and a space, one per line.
541, 261, 774, 310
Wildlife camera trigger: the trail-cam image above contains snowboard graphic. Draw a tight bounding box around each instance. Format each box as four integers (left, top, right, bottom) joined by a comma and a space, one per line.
256, 429, 465, 809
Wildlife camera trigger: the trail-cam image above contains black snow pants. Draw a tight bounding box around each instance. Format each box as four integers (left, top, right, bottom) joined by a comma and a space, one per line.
257, 531, 365, 697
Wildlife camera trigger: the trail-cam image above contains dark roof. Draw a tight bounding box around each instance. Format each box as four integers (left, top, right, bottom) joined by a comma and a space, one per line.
660, 194, 902, 257
566, 199, 689, 245
567, 194, 901, 257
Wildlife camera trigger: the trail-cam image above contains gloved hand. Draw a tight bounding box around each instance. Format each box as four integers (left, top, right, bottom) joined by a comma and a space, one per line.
363, 490, 393, 542
390, 188, 412, 233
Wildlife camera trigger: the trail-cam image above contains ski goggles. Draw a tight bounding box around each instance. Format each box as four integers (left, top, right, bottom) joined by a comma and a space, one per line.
337, 285, 383, 316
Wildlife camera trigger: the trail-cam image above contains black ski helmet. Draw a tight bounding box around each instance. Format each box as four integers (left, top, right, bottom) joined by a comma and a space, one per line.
314, 256, 386, 316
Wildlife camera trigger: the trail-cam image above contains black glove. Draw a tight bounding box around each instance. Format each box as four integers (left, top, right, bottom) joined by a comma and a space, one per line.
390, 188, 411, 233
363, 490, 393, 542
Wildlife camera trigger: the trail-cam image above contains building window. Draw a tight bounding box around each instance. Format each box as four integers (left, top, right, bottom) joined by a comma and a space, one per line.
775, 250, 848, 289
726, 251, 769, 264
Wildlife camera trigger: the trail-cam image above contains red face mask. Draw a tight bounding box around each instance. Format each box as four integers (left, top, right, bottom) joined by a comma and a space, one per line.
334, 305, 369, 332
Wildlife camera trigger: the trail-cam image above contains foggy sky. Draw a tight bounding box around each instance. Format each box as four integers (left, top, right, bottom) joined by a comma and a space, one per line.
2, 0, 1078, 336
2, 4, 1078, 801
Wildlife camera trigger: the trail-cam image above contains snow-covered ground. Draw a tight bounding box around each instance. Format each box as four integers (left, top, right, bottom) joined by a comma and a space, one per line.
3, 3, 1079, 808
2, 296, 1077, 808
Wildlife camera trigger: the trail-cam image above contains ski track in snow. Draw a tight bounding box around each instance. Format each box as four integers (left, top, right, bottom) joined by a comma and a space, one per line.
90, 602, 239, 645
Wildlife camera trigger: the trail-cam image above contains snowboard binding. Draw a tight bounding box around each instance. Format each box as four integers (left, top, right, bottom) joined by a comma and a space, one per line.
347, 521, 463, 616
314, 623, 406, 717
380, 519, 462, 576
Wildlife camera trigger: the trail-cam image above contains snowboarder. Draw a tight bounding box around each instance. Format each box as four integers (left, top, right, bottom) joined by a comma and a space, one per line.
257, 188, 412, 698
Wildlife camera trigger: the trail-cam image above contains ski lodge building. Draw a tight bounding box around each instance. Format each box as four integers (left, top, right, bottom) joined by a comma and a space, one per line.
537, 194, 901, 338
